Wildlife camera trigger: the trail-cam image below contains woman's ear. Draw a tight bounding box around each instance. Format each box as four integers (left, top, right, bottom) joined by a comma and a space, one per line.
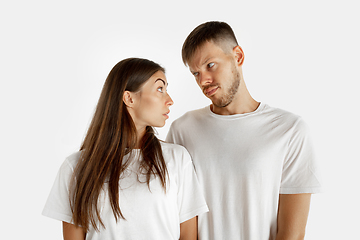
233, 45, 245, 66
123, 91, 134, 107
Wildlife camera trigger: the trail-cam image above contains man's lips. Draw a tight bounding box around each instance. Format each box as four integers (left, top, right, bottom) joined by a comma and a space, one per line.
204, 86, 219, 97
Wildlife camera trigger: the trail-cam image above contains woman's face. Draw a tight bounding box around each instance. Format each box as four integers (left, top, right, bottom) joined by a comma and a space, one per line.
129, 70, 173, 130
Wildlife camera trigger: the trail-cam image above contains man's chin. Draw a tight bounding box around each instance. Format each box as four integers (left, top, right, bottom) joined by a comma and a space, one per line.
212, 99, 232, 108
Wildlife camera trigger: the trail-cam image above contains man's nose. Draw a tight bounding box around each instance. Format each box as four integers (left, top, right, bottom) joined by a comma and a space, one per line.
199, 71, 213, 87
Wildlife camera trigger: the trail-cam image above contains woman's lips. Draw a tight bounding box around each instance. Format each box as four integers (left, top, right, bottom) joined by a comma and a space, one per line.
163, 111, 170, 119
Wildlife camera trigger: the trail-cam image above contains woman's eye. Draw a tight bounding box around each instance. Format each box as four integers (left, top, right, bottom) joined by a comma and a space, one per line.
208, 62, 215, 68
157, 87, 163, 93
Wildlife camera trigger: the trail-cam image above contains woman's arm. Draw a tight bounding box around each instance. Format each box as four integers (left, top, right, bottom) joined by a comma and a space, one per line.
179, 216, 197, 240
62, 221, 86, 240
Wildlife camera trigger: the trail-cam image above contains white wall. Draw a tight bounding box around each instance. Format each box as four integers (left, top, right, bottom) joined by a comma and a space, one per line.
1, 0, 359, 238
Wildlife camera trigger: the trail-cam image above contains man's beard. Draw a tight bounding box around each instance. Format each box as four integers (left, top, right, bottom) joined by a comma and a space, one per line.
212, 65, 240, 108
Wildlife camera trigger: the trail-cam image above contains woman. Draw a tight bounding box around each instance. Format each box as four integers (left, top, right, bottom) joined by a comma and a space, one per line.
42, 58, 208, 240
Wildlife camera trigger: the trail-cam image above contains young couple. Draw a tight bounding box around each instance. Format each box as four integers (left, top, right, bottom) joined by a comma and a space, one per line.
43, 21, 322, 240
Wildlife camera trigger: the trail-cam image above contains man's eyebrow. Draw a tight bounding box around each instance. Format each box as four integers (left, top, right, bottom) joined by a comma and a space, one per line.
202, 57, 212, 66
190, 57, 213, 74
155, 78, 167, 86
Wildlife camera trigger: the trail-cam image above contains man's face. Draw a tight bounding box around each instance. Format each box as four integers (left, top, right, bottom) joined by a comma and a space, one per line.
188, 41, 241, 108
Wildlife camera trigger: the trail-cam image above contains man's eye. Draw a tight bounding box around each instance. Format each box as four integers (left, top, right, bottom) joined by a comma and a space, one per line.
157, 87, 163, 93
208, 62, 215, 68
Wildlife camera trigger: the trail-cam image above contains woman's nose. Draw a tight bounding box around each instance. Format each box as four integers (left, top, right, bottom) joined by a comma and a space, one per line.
166, 93, 174, 106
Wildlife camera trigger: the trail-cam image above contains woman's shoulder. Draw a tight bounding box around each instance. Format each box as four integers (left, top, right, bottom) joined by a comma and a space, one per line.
160, 142, 192, 167
62, 151, 82, 171
160, 141, 189, 154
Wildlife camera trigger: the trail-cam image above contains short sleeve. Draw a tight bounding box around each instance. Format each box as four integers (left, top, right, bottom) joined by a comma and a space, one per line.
42, 159, 74, 223
177, 150, 209, 223
280, 118, 322, 194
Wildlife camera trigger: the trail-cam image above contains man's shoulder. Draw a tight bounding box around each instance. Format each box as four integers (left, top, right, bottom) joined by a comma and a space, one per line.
171, 106, 208, 127
263, 104, 303, 123
262, 104, 309, 132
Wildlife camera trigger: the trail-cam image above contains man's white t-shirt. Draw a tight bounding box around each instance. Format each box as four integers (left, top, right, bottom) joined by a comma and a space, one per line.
166, 103, 322, 240
42, 142, 208, 240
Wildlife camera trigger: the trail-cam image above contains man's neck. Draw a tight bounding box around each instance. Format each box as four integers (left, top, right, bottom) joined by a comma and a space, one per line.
211, 81, 260, 115
211, 99, 260, 115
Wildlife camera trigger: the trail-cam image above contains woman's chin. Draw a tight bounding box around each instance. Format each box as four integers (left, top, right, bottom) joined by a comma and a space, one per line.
152, 121, 166, 128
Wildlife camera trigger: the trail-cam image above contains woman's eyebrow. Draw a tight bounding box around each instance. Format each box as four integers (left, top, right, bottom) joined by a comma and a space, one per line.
155, 78, 167, 86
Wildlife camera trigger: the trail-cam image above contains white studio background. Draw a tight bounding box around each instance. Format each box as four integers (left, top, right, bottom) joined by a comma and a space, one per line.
1, 0, 359, 239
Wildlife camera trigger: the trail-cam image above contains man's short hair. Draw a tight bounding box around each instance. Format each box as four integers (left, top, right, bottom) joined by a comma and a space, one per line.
182, 21, 239, 66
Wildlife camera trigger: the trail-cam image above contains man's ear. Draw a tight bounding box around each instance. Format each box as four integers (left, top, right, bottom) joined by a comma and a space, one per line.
233, 46, 245, 66
123, 91, 134, 107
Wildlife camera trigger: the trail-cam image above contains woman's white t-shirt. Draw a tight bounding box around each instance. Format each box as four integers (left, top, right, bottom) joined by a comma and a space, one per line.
42, 142, 208, 240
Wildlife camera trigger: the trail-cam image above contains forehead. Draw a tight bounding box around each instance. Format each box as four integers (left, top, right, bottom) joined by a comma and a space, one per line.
188, 41, 228, 70
142, 70, 167, 88
150, 70, 166, 80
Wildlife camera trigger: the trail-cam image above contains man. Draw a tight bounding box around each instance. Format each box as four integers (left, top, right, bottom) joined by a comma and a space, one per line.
166, 21, 322, 240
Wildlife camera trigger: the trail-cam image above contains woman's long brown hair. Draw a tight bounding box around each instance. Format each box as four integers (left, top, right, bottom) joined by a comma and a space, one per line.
69, 58, 168, 232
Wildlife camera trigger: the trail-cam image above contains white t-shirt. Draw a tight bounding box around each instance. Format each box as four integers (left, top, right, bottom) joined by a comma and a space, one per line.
42, 142, 208, 240
166, 103, 322, 240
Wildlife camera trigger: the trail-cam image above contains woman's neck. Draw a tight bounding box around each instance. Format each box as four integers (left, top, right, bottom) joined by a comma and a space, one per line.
135, 126, 146, 149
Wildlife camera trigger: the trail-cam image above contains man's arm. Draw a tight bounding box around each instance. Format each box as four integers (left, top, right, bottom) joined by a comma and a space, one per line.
276, 193, 311, 240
